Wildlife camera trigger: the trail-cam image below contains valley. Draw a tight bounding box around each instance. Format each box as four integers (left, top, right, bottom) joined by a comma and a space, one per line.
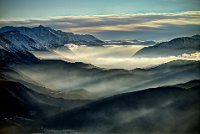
0, 25, 199, 134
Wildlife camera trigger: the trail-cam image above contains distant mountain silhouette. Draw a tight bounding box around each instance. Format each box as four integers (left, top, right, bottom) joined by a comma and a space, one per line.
134, 35, 200, 57
105, 39, 157, 45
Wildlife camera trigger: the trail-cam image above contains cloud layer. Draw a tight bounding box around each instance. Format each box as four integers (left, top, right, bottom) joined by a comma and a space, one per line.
1, 11, 200, 40
32, 45, 200, 70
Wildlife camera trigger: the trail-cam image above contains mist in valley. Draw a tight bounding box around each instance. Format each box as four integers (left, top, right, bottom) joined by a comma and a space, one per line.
3, 45, 197, 100
1, 0, 200, 133
1, 41, 200, 134
1, 44, 199, 133
32, 45, 200, 70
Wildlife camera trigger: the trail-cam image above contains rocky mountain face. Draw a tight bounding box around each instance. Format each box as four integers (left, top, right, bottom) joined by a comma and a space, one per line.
134, 35, 200, 57
0, 25, 104, 64
0, 30, 42, 52
0, 25, 104, 52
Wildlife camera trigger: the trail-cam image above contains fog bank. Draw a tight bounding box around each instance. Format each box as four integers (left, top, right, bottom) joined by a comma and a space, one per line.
32, 45, 200, 70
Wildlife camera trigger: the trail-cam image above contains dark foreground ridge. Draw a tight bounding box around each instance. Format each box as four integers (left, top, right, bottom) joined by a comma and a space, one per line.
43, 80, 200, 133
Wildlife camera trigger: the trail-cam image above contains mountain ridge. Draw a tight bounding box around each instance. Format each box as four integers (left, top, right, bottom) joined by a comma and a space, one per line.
134, 35, 200, 57
43, 80, 200, 133
105, 39, 157, 45
0, 79, 90, 118
0, 25, 105, 53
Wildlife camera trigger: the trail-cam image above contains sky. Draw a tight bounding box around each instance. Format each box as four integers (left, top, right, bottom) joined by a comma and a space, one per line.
0, 0, 200, 40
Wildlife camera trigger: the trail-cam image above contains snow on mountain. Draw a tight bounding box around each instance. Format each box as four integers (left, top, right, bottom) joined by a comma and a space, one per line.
0, 25, 105, 53
0, 30, 45, 52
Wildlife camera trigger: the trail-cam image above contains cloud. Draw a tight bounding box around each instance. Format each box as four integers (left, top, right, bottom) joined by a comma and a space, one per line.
32, 45, 200, 70
0, 11, 200, 40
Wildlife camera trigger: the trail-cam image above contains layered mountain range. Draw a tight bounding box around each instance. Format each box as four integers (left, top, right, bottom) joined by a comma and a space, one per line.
44, 80, 200, 133
0, 25, 200, 133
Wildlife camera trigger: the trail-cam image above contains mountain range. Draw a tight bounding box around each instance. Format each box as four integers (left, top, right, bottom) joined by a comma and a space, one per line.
1, 75, 199, 133
0, 31, 199, 98
1, 25, 200, 58
43, 80, 200, 133
134, 35, 200, 57
0, 25, 104, 53
0, 25, 200, 133
105, 40, 157, 45
1, 54, 199, 99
